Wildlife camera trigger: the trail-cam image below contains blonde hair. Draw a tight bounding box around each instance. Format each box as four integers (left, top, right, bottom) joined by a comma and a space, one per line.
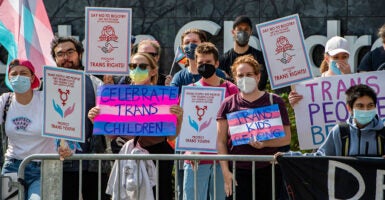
231, 54, 261, 78
131, 52, 159, 85
319, 59, 329, 73
138, 39, 161, 56
378, 24, 385, 43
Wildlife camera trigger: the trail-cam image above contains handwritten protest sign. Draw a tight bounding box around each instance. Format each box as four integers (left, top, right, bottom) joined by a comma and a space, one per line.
85, 7, 131, 75
93, 85, 179, 136
43, 66, 85, 142
176, 86, 225, 152
293, 71, 385, 150
227, 104, 285, 146
256, 14, 313, 89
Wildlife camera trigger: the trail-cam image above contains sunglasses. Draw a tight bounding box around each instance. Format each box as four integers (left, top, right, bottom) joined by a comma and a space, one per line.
129, 63, 149, 70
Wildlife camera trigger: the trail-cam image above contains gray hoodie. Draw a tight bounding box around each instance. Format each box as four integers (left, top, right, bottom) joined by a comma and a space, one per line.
316, 115, 384, 156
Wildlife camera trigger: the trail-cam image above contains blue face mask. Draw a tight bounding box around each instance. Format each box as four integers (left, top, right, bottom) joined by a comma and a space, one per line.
353, 109, 377, 125
330, 60, 342, 75
183, 43, 198, 59
10, 75, 31, 93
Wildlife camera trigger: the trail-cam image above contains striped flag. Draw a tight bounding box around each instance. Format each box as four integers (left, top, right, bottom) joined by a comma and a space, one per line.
0, 0, 55, 88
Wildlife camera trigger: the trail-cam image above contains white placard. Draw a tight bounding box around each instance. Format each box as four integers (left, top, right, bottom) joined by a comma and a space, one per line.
176, 86, 225, 152
43, 66, 85, 142
256, 14, 313, 89
85, 7, 131, 75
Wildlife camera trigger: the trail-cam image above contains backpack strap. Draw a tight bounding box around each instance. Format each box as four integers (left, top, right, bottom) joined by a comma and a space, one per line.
338, 122, 350, 156
268, 93, 273, 105
376, 127, 385, 155
3, 92, 13, 122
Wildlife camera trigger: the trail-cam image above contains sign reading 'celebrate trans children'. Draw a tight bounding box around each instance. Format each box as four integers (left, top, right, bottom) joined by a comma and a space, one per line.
293, 71, 385, 150
227, 104, 285, 146
93, 85, 179, 136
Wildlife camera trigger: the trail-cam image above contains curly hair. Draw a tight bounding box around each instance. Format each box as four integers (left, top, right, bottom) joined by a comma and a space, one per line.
194, 42, 219, 62
231, 54, 261, 78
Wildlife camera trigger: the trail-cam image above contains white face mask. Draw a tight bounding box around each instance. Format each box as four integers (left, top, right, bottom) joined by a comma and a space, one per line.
237, 77, 257, 94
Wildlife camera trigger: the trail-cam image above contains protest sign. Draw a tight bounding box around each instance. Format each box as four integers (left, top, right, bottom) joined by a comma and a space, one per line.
85, 7, 131, 74
93, 85, 179, 136
227, 104, 285, 146
278, 156, 385, 200
293, 71, 385, 150
176, 86, 225, 152
256, 14, 313, 89
43, 66, 85, 142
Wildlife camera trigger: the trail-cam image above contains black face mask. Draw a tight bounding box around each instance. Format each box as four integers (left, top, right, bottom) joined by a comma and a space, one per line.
198, 63, 216, 78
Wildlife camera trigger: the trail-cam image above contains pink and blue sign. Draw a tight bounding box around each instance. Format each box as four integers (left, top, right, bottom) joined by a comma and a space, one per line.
93, 85, 179, 136
227, 104, 285, 146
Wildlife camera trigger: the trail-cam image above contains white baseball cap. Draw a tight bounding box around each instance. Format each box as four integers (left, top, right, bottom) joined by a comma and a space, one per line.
325, 36, 350, 56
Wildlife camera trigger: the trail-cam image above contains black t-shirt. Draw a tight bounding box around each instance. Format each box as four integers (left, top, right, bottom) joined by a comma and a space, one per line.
219, 46, 268, 90
358, 46, 385, 71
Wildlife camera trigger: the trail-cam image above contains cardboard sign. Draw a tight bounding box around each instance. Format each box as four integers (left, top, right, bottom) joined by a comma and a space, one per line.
93, 85, 179, 136
176, 86, 225, 152
293, 71, 385, 149
227, 104, 285, 146
43, 66, 85, 142
256, 14, 313, 89
85, 7, 131, 75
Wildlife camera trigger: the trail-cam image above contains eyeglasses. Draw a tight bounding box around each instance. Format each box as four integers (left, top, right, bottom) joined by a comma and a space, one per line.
55, 49, 76, 59
146, 52, 158, 57
129, 63, 149, 70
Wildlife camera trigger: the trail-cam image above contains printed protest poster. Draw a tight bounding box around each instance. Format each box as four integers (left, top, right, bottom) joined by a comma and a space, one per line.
43, 66, 85, 142
227, 104, 285, 146
176, 86, 225, 152
293, 71, 385, 150
93, 85, 179, 136
85, 7, 131, 74
256, 14, 313, 89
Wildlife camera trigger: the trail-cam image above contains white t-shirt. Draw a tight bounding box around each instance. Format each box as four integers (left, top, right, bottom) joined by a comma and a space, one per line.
0, 91, 56, 160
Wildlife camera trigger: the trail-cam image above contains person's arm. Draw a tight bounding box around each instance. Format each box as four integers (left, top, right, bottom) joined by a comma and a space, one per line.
217, 119, 235, 197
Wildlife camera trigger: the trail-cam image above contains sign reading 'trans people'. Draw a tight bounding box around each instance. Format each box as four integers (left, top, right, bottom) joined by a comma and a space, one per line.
293, 71, 385, 150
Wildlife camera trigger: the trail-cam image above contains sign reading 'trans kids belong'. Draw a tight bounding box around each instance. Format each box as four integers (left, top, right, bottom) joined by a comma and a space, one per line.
227, 104, 285, 146
176, 86, 225, 152
256, 14, 313, 89
293, 71, 385, 150
43, 66, 85, 142
93, 85, 179, 136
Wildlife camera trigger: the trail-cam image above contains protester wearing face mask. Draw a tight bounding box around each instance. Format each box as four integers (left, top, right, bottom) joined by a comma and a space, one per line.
89, 52, 184, 200
169, 28, 226, 92
219, 15, 268, 91
1, 59, 58, 200
182, 42, 239, 200
289, 36, 352, 106
217, 55, 291, 200
275, 84, 385, 159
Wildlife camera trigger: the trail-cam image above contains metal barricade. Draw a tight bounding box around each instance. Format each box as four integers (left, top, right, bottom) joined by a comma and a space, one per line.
16, 154, 276, 200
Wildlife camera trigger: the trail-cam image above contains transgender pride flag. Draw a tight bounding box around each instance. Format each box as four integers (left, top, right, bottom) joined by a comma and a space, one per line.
0, 0, 55, 88
226, 104, 286, 146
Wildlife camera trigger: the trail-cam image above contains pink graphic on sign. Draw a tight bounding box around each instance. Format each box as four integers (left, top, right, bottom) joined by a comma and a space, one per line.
52, 88, 75, 118
187, 105, 212, 133
275, 36, 295, 64
98, 25, 118, 53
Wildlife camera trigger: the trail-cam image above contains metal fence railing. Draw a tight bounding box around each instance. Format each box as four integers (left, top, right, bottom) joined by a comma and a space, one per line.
13, 154, 276, 200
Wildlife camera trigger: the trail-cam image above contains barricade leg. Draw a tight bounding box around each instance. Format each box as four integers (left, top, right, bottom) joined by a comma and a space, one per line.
41, 160, 62, 200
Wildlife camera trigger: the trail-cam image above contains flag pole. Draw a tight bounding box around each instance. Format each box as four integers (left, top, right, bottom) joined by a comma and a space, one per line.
168, 47, 181, 76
